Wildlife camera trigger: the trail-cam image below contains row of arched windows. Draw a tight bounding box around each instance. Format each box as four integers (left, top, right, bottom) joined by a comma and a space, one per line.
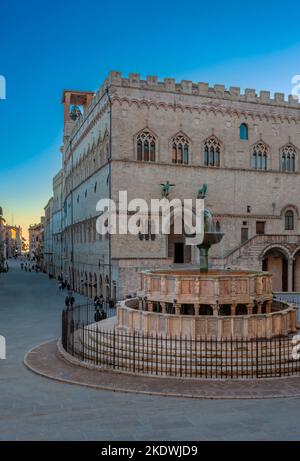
136, 129, 297, 172
65, 133, 109, 196
251, 143, 297, 172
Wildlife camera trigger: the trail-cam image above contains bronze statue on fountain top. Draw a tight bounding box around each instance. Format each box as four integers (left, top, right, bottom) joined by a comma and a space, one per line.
196, 184, 224, 272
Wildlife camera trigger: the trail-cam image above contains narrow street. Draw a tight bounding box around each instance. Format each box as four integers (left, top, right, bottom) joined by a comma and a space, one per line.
1, 260, 300, 441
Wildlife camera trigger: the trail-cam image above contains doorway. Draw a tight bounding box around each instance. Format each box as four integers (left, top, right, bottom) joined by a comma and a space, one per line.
174, 242, 184, 263
262, 248, 288, 292
241, 228, 249, 243
168, 219, 191, 264
256, 221, 265, 235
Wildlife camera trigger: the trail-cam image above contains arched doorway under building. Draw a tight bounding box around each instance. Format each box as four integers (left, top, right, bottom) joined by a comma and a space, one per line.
293, 249, 300, 292
262, 248, 288, 292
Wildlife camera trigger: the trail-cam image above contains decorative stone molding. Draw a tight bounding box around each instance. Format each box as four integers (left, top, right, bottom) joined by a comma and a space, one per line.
110, 96, 300, 125
117, 298, 297, 339
139, 269, 272, 306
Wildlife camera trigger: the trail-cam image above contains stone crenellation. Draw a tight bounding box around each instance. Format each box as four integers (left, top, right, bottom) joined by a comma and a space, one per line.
66, 71, 300, 159
97, 71, 300, 108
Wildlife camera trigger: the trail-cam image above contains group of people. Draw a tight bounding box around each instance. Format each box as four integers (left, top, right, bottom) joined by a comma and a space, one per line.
64, 292, 75, 309
20, 262, 40, 273
94, 295, 108, 322
63, 292, 110, 322
58, 276, 71, 291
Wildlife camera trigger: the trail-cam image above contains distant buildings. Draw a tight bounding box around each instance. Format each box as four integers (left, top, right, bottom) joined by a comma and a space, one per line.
0, 207, 25, 262
4, 225, 22, 258
52, 170, 63, 278
0, 207, 6, 270
43, 198, 53, 275
32, 171, 64, 277
29, 222, 43, 263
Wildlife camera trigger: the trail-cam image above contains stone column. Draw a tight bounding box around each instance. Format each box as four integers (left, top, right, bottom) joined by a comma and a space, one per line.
291, 307, 297, 333
160, 302, 167, 314
194, 303, 201, 316
148, 301, 154, 312
257, 302, 262, 315
161, 276, 168, 296
212, 304, 219, 316
246, 303, 254, 315
174, 303, 181, 315
288, 258, 294, 292
175, 279, 181, 297
231, 303, 237, 316
265, 300, 272, 314
138, 299, 143, 311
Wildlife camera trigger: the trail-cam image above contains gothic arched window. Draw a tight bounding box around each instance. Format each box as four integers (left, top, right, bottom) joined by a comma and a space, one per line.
171, 134, 190, 165
204, 136, 221, 167
251, 142, 268, 170
281, 144, 296, 172
285, 210, 294, 230
240, 123, 248, 140
136, 130, 156, 162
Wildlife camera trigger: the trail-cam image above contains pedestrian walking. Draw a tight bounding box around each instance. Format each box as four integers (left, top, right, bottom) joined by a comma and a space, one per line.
65, 296, 70, 309
65, 292, 75, 308
100, 308, 107, 320
94, 295, 100, 309
99, 294, 104, 308
70, 295, 75, 307
94, 308, 102, 322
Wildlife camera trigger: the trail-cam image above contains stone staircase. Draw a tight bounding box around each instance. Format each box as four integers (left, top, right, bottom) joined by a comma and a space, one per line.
212, 234, 300, 270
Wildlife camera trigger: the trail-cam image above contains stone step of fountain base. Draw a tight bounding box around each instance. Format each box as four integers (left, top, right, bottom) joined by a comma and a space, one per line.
69, 344, 300, 379
63, 325, 300, 379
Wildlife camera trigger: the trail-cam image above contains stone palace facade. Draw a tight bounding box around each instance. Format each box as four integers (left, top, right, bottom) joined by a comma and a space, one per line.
44, 71, 300, 300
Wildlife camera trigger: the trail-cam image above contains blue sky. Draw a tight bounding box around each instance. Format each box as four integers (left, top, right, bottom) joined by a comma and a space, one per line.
1, 0, 300, 238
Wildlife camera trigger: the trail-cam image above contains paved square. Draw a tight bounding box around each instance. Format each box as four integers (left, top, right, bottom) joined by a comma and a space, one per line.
1, 260, 300, 441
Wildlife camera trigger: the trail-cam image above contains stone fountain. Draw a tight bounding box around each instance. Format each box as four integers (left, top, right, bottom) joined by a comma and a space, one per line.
116, 185, 297, 339
69, 184, 298, 381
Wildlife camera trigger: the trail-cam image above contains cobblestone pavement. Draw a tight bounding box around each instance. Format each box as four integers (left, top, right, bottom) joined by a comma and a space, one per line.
26, 339, 300, 399
1, 260, 300, 441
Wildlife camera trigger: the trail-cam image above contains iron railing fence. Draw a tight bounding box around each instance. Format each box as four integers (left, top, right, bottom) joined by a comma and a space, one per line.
61, 303, 300, 379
